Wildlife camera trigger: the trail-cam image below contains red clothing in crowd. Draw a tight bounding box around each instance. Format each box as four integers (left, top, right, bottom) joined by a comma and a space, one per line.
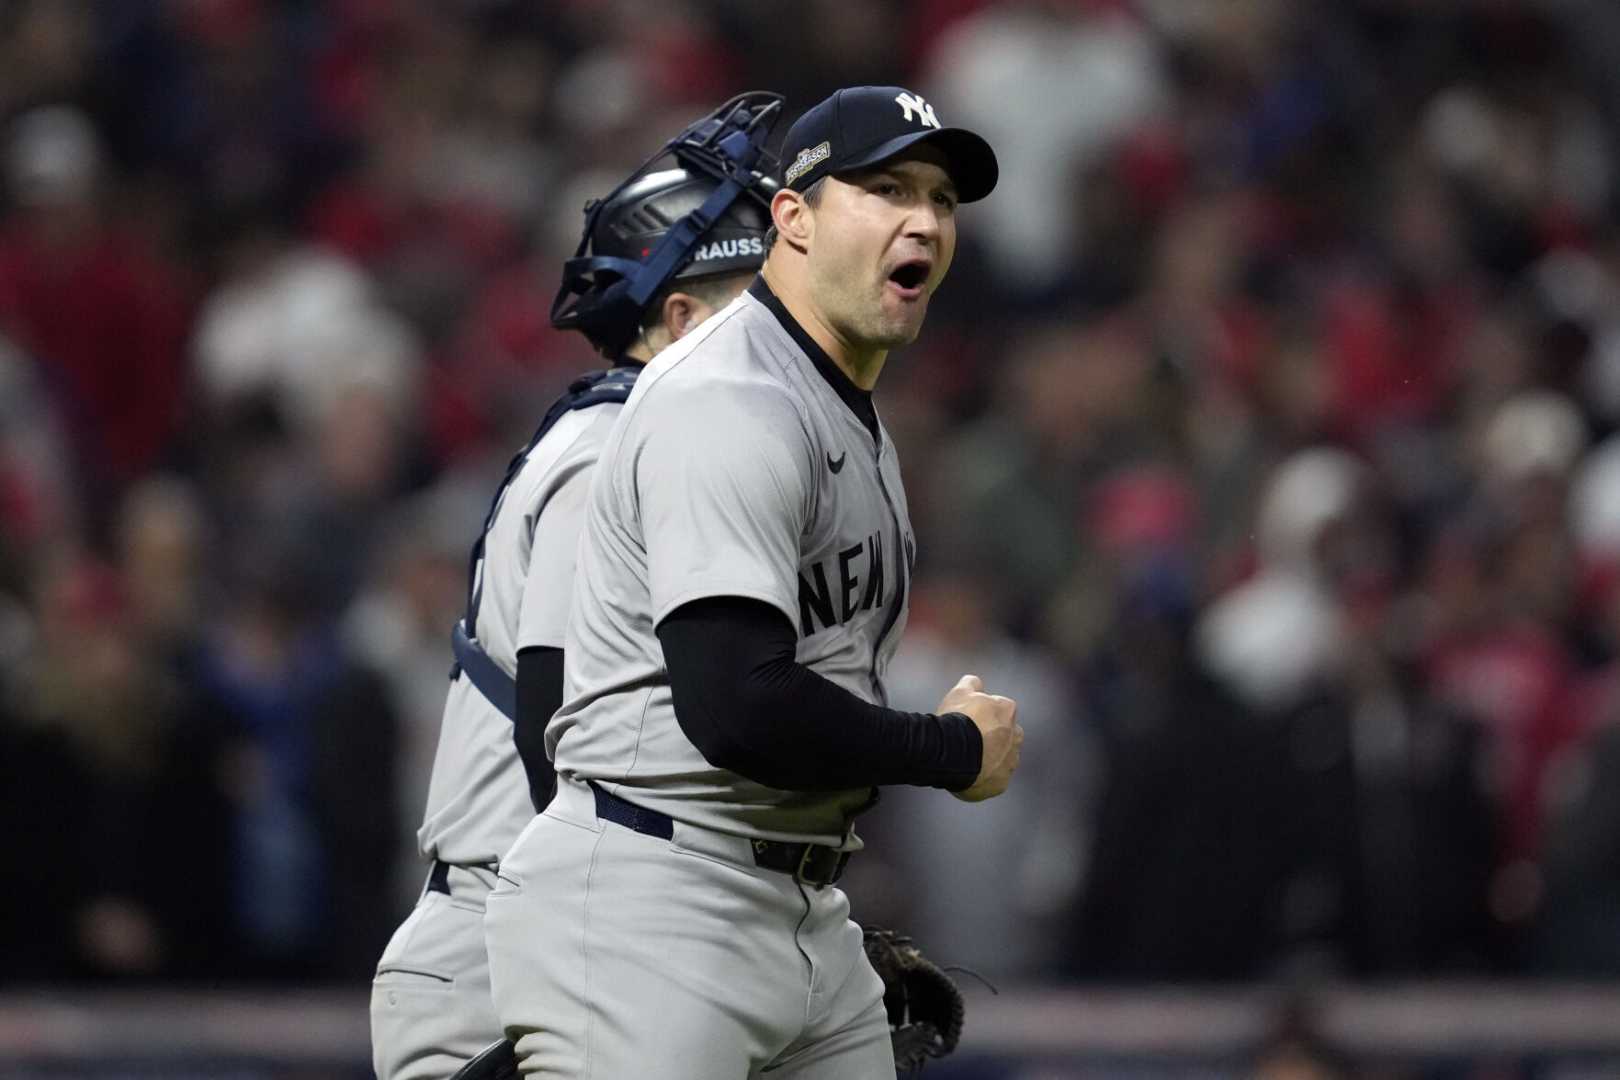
0, 219, 190, 488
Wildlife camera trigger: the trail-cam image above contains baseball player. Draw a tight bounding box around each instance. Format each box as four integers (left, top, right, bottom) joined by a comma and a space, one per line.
370, 93, 785, 1080
484, 85, 1019, 1078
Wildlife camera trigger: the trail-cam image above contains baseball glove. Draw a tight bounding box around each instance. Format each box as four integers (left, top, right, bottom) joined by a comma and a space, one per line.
863, 928, 967, 1075
447, 1038, 518, 1080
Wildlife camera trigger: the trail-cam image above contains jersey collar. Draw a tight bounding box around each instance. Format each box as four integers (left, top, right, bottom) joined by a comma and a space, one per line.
748, 276, 879, 441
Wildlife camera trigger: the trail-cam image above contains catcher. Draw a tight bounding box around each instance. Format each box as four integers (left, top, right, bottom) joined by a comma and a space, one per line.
371, 91, 785, 1080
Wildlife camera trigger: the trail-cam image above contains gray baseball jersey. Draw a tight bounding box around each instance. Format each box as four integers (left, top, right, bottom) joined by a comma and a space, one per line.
552, 278, 917, 847
375, 390, 628, 1080
417, 401, 625, 866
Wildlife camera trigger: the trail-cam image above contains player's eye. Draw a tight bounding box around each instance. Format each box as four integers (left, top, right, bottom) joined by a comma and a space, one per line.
873, 180, 902, 197
933, 191, 957, 212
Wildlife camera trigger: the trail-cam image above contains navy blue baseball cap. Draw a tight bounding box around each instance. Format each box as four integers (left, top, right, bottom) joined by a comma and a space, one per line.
779, 86, 998, 203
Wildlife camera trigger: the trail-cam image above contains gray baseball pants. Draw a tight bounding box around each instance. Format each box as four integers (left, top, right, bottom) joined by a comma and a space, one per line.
371, 864, 502, 1080
484, 776, 893, 1078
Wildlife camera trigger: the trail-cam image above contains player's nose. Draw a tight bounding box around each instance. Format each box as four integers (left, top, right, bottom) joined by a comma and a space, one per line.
901, 200, 941, 246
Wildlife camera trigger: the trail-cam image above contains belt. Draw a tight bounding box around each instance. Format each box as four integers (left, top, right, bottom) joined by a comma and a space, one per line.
425, 859, 496, 900
426, 859, 451, 896
588, 781, 851, 889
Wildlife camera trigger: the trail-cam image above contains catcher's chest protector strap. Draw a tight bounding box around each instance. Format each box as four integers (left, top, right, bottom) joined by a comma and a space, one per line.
450, 365, 640, 721
452, 620, 516, 720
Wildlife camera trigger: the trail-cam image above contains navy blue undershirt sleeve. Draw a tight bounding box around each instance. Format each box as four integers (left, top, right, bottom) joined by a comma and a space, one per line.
656, 596, 982, 791
515, 646, 563, 812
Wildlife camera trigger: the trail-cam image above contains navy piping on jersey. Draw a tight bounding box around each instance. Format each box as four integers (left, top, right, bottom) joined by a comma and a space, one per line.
748, 276, 879, 443
747, 274, 909, 704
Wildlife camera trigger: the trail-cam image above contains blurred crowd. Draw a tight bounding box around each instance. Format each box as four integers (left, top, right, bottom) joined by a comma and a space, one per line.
5, 0, 1620, 990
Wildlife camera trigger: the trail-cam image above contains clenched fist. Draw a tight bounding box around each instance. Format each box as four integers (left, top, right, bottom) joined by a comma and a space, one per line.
937, 674, 1021, 802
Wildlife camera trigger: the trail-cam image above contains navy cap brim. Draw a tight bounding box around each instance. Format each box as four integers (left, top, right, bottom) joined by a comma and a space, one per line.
835, 127, 998, 203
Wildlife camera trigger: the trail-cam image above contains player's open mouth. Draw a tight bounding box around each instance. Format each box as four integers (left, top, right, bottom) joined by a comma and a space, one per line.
886, 259, 931, 301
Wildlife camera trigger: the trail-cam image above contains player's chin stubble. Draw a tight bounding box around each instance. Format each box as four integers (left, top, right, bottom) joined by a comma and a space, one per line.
872, 291, 928, 347
818, 265, 924, 351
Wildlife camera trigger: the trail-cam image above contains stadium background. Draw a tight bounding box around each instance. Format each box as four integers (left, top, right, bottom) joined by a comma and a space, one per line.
6, 0, 1620, 1075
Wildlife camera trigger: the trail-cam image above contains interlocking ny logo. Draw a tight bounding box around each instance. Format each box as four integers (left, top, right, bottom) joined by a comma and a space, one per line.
894, 91, 940, 129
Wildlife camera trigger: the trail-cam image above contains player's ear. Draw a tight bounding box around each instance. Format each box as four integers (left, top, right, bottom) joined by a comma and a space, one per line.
771, 187, 812, 249
662, 291, 703, 341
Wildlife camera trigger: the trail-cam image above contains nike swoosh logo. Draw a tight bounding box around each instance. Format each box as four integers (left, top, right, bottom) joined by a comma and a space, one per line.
827, 451, 846, 474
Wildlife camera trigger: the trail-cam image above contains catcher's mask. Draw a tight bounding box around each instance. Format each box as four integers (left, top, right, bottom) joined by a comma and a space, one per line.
552, 91, 783, 358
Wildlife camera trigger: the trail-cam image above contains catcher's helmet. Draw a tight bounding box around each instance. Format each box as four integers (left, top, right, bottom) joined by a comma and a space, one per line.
552, 91, 783, 357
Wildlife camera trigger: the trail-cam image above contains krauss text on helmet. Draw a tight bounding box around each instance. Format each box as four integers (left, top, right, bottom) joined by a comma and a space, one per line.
691, 236, 765, 262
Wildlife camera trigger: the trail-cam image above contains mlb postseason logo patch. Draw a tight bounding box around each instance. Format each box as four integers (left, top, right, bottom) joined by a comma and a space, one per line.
786, 141, 831, 185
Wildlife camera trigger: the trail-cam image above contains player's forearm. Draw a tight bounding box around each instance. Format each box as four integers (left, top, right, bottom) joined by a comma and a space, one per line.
515, 646, 564, 811
657, 597, 982, 791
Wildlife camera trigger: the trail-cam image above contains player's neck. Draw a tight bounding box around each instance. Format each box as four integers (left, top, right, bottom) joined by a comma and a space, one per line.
761, 265, 887, 390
